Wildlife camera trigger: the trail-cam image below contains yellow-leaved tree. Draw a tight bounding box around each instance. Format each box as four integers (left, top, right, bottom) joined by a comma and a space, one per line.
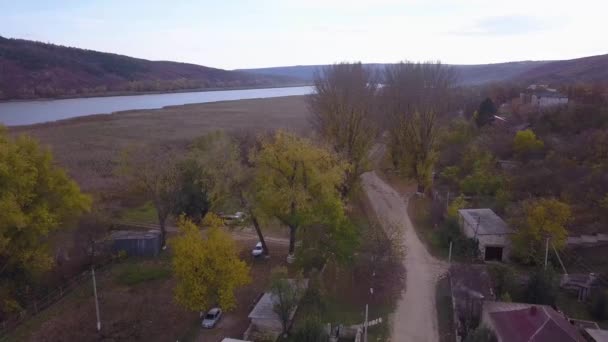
251, 131, 348, 259
170, 214, 250, 312
0, 127, 91, 317
511, 198, 571, 263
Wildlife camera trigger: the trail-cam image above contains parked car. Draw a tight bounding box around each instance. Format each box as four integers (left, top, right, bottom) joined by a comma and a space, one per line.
201, 307, 222, 328
252, 242, 264, 257
220, 211, 245, 222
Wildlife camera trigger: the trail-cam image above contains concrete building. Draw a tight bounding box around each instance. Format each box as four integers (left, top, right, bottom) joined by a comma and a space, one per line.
458, 209, 513, 262
481, 301, 585, 342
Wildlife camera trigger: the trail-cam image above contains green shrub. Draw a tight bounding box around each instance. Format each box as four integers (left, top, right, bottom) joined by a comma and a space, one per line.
524, 268, 558, 306
290, 316, 327, 342
464, 326, 497, 342
440, 219, 479, 259
488, 264, 517, 299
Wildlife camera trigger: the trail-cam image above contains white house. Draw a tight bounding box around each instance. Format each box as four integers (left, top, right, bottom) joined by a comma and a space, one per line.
458, 209, 513, 262
520, 85, 568, 108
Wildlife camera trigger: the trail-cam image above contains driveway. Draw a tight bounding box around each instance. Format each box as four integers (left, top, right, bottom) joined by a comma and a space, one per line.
361, 171, 447, 342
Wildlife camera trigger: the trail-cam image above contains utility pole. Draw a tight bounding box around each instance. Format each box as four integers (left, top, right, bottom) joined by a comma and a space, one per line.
364, 304, 368, 342
544, 237, 550, 270
92, 266, 101, 332
448, 241, 453, 264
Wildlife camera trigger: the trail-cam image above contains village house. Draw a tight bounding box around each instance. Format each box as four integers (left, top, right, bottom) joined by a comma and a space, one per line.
458, 209, 513, 262
481, 301, 585, 342
520, 84, 569, 108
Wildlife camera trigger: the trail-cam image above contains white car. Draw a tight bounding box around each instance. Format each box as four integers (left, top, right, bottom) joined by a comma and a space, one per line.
201, 307, 222, 328
221, 211, 245, 221
252, 242, 264, 257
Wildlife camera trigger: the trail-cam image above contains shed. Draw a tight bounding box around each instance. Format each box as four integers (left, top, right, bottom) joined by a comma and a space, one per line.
247, 279, 308, 339
111, 229, 161, 257
458, 209, 513, 262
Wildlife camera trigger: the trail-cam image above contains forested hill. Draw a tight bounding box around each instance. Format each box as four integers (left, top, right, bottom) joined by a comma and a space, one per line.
239, 54, 608, 86
0, 36, 299, 100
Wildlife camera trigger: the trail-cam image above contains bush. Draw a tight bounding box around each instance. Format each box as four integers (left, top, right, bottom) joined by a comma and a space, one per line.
440, 219, 479, 259
464, 326, 497, 342
589, 290, 608, 321
290, 316, 327, 342
524, 268, 558, 306
488, 264, 517, 299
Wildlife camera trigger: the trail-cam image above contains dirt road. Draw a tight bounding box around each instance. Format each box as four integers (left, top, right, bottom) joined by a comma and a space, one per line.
361, 171, 447, 342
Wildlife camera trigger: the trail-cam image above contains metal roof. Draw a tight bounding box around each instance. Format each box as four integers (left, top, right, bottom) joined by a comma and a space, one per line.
484, 301, 584, 342
458, 209, 513, 235
586, 329, 608, 342
110, 229, 160, 240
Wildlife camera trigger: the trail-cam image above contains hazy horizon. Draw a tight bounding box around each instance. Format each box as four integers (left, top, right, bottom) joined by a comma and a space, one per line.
2, 0, 607, 69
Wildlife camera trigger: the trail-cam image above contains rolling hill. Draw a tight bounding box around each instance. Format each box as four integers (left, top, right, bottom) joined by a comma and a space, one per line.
239, 54, 608, 86
0, 36, 299, 100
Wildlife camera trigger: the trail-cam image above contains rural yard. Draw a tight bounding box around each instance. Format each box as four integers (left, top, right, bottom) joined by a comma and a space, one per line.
362, 171, 448, 342
5, 238, 290, 342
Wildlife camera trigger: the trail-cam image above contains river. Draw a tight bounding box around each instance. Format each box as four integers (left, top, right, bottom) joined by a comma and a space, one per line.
0, 85, 313, 126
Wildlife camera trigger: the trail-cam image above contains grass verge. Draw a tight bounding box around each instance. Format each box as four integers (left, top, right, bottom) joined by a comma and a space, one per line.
114, 262, 172, 286
436, 275, 456, 342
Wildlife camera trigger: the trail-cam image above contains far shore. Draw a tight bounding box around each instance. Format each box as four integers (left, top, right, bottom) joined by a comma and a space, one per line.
0, 82, 310, 103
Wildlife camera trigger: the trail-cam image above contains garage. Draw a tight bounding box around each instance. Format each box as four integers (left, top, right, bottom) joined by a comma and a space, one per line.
484, 246, 504, 261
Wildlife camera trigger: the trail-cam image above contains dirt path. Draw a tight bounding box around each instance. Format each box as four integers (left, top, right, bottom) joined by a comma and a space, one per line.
361, 171, 447, 342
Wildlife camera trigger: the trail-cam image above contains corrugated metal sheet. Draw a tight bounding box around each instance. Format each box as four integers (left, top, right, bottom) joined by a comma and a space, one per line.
111, 230, 161, 257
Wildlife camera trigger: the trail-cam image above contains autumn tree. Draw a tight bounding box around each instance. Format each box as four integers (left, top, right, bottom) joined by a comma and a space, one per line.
173, 158, 209, 223
190, 131, 243, 210
171, 214, 250, 312
513, 129, 544, 158
252, 131, 347, 259
475, 98, 497, 127
0, 129, 91, 317
189, 130, 272, 256
511, 198, 571, 263
120, 145, 181, 247
384, 62, 456, 192
307, 62, 378, 195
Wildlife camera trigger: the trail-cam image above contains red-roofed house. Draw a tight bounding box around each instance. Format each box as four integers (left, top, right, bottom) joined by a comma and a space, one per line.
481, 301, 585, 342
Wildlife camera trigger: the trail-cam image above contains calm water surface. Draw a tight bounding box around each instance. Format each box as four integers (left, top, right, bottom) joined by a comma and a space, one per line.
0, 86, 313, 126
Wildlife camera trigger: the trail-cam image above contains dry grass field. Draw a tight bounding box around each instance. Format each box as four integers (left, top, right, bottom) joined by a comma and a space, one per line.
10, 95, 311, 199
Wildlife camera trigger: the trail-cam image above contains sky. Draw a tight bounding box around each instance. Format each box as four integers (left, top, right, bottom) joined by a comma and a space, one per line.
1, 0, 607, 70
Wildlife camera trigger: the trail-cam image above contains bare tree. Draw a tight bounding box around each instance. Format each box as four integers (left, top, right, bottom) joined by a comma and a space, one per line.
383, 62, 457, 192
307, 62, 379, 195
119, 145, 181, 247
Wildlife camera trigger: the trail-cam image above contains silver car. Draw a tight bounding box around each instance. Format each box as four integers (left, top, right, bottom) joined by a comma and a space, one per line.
201, 308, 222, 328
